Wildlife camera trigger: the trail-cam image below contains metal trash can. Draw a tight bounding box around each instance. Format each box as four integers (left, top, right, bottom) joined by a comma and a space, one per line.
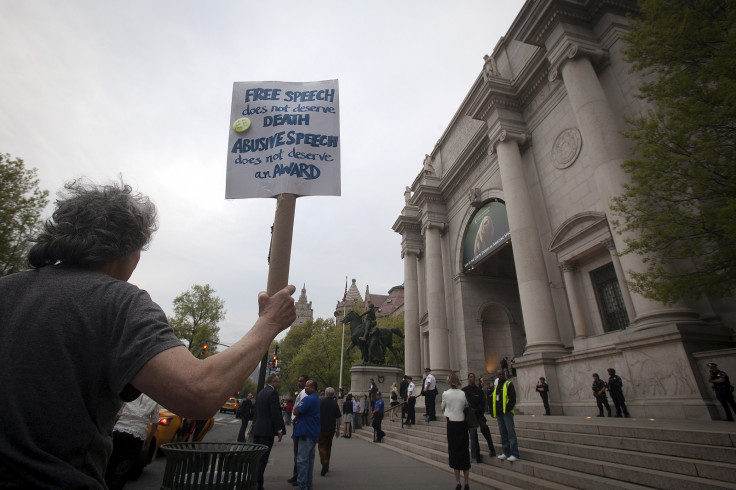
160, 442, 268, 490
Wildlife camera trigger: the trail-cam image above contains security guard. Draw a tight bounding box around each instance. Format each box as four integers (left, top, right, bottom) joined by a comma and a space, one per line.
606, 368, 630, 418
592, 373, 611, 417
708, 363, 736, 421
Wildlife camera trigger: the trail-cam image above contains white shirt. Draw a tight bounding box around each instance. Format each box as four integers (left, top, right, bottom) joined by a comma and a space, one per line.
441, 388, 468, 421
407, 381, 415, 397
292, 388, 306, 421
114, 394, 159, 440
424, 373, 436, 391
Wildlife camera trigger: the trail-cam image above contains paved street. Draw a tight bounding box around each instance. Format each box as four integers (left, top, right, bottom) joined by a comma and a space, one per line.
128, 412, 462, 489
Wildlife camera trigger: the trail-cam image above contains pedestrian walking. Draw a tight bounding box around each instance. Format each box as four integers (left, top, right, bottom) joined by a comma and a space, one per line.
292, 379, 320, 490
318, 387, 341, 476
372, 392, 385, 442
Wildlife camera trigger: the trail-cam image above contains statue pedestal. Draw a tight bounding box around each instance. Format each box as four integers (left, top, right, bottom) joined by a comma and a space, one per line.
349, 365, 403, 399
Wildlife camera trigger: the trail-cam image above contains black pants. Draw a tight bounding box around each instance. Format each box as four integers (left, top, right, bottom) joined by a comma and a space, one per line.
469, 411, 495, 458
609, 390, 629, 416
405, 397, 416, 424
716, 390, 736, 421
372, 414, 384, 441
425, 390, 437, 419
540, 393, 550, 415
237, 416, 251, 442
253, 434, 274, 490
105, 431, 144, 490
596, 395, 611, 415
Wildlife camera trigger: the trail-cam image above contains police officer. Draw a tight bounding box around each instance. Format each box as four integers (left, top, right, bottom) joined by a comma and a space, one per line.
606, 368, 630, 418
592, 373, 611, 417
708, 363, 736, 421
536, 377, 551, 415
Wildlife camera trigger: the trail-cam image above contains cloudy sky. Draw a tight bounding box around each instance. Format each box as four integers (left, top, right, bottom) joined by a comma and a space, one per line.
0, 0, 525, 346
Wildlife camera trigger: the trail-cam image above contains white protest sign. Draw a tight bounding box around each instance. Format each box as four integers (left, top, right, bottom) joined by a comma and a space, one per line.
226, 79, 341, 199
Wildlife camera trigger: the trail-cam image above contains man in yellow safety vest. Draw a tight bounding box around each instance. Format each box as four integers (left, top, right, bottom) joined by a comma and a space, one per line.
491, 369, 520, 462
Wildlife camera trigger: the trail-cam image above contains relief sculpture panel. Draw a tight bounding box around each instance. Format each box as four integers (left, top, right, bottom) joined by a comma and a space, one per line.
626, 349, 697, 397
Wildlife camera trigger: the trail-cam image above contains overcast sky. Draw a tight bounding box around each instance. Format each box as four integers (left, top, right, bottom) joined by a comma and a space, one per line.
0, 0, 525, 346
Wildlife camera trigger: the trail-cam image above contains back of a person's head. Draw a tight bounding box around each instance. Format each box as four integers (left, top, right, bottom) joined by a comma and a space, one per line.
28, 178, 158, 268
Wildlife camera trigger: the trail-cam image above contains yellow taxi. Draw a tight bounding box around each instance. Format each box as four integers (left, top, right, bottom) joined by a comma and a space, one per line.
145, 409, 214, 461
220, 397, 239, 414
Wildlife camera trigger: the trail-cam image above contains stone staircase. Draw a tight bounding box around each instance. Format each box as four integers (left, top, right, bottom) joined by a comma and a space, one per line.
352, 413, 736, 489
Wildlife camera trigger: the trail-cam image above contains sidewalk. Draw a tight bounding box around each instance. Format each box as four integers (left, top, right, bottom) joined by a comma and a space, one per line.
128, 424, 467, 489
261, 426, 459, 489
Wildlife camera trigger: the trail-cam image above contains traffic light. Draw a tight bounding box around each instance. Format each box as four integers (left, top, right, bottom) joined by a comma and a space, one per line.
202, 344, 208, 356
272, 354, 278, 368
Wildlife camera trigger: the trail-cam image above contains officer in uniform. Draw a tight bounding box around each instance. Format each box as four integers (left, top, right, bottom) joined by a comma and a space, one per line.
592, 373, 611, 417
606, 368, 630, 418
536, 377, 551, 416
708, 363, 736, 421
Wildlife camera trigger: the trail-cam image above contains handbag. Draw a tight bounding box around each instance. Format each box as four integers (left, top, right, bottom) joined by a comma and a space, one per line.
464, 407, 479, 429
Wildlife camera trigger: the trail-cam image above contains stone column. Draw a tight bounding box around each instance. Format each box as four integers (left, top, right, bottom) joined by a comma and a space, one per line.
402, 249, 421, 378
560, 261, 588, 338
554, 48, 694, 327
494, 132, 566, 354
423, 222, 451, 372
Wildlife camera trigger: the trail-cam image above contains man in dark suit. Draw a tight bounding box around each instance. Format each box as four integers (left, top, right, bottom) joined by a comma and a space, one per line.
253, 374, 285, 490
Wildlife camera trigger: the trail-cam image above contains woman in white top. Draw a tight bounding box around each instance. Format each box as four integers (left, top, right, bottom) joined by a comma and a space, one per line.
441, 372, 470, 490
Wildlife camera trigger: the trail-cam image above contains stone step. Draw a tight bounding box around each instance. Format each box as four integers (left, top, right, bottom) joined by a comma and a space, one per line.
375, 417, 736, 489
355, 424, 649, 490
350, 427, 572, 490
514, 428, 736, 482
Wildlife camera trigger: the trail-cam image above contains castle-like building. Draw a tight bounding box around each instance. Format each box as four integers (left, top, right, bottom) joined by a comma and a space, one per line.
292, 284, 314, 327
393, 0, 735, 420
334, 278, 404, 322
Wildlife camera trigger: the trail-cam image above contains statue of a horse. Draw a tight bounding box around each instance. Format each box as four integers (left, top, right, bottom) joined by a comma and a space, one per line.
342, 309, 404, 365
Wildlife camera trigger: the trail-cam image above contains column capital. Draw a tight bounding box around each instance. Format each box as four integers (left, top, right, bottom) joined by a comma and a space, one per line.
401, 248, 423, 259
560, 260, 578, 273
422, 220, 448, 235
488, 129, 531, 155
547, 41, 609, 83
602, 238, 617, 252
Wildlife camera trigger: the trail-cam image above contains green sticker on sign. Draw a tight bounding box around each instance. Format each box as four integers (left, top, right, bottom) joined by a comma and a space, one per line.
232, 117, 251, 133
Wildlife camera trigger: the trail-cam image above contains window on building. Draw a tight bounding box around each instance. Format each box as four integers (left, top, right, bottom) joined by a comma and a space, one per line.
590, 263, 629, 332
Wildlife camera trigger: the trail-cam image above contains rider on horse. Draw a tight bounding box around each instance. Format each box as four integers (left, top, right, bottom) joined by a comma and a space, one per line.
358, 304, 377, 342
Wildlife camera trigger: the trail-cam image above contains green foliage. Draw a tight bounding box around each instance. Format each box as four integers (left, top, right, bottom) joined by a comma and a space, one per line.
236, 378, 257, 399
169, 284, 226, 358
276, 313, 405, 396
377, 314, 405, 367
0, 153, 49, 276
612, 0, 736, 303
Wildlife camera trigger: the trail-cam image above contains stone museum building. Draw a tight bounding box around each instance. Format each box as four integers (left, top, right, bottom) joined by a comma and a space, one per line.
393, 0, 735, 419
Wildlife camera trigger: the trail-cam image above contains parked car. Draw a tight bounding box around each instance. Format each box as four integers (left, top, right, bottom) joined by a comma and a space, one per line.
220, 397, 239, 414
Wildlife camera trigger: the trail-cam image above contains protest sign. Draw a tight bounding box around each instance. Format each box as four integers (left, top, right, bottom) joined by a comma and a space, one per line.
226, 79, 341, 199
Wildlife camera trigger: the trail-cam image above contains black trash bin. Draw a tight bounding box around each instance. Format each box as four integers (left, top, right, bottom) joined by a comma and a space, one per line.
160, 442, 268, 490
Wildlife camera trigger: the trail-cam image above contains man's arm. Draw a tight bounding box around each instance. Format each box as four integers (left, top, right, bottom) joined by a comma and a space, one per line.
130, 285, 296, 418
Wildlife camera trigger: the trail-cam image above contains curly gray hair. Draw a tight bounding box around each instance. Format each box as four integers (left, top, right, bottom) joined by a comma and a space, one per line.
28, 178, 158, 268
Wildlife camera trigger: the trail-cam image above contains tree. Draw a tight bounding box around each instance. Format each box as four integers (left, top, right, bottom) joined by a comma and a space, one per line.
169, 284, 226, 358
0, 153, 49, 276
612, 0, 736, 303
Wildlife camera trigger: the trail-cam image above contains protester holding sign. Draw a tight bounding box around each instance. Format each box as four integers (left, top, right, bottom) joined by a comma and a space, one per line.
0, 179, 297, 488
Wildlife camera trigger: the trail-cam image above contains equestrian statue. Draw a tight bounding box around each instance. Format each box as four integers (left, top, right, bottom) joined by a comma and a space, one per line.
342, 307, 404, 365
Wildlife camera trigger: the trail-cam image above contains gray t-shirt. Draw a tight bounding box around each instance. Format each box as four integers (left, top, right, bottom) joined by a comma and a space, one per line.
0, 265, 183, 488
